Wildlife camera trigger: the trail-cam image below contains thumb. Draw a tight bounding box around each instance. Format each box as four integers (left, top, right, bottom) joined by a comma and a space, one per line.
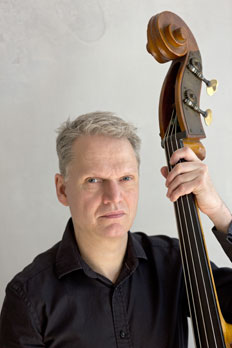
160, 166, 168, 179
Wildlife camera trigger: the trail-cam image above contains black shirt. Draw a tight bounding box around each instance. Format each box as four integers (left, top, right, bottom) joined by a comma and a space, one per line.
1, 218, 232, 348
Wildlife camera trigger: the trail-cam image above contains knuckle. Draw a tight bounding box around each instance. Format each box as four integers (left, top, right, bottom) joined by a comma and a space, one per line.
196, 176, 202, 186
178, 183, 185, 194
176, 162, 184, 173
201, 163, 208, 174
183, 146, 191, 155
198, 164, 208, 180
175, 175, 183, 186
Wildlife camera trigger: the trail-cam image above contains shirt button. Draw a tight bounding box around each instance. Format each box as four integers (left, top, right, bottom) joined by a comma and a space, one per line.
120, 330, 126, 339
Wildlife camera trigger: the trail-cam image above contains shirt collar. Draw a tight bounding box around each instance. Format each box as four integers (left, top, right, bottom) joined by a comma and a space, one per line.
55, 218, 83, 279
55, 218, 147, 279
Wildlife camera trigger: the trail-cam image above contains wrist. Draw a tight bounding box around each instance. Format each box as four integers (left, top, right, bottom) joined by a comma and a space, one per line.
209, 201, 232, 234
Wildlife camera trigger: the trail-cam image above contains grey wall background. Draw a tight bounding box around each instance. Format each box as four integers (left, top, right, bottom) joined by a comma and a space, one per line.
0, 1, 231, 346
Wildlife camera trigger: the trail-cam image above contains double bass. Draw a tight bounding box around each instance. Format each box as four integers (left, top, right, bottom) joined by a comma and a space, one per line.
147, 11, 232, 348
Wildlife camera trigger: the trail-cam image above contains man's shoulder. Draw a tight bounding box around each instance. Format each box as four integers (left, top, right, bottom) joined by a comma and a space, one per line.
130, 232, 182, 270
131, 231, 180, 253
8, 241, 61, 291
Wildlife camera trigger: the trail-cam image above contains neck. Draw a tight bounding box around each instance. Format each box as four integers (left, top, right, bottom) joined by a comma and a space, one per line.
74, 229, 128, 283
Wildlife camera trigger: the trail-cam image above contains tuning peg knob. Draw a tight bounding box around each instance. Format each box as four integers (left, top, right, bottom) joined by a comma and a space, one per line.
205, 79, 218, 96
187, 58, 218, 96
202, 109, 212, 126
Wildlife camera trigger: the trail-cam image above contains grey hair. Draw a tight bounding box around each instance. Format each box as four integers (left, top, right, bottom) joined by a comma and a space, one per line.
56, 111, 141, 178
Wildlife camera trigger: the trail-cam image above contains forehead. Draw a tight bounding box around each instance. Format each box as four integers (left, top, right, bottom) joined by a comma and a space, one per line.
70, 135, 138, 173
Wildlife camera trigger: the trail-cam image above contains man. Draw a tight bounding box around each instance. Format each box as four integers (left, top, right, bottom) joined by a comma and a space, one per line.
0, 111, 232, 347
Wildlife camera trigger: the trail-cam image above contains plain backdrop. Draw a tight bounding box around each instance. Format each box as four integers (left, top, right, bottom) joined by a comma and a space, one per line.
0, 1, 231, 346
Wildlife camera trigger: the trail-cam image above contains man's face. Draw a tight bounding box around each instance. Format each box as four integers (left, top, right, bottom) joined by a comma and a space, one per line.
56, 135, 139, 242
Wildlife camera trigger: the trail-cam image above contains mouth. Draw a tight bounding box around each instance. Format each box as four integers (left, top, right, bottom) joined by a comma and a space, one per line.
100, 211, 125, 219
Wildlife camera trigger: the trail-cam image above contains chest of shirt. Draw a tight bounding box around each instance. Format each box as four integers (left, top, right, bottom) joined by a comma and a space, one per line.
37, 261, 187, 348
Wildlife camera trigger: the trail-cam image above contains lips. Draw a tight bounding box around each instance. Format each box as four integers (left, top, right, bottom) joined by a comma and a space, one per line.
100, 211, 125, 219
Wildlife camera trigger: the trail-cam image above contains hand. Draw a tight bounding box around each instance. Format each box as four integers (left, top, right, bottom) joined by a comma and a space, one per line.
160, 146, 218, 214
160, 147, 232, 233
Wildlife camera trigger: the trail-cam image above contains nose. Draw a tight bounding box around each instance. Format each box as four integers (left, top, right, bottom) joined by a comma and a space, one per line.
102, 180, 122, 205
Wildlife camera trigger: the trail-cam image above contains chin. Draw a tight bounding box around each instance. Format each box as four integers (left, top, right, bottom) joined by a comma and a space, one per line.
101, 223, 129, 239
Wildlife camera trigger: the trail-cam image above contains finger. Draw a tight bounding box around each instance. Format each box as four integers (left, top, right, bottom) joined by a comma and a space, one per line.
169, 147, 200, 166
160, 166, 168, 179
166, 169, 200, 198
167, 178, 199, 202
166, 162, 206, 187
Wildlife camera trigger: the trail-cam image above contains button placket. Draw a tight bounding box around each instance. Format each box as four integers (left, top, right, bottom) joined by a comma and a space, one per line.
112, 285, 132, 347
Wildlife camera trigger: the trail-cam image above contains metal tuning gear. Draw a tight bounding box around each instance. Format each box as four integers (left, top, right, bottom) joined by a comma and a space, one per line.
187, 58, 218, 96
184, 89, 212, 126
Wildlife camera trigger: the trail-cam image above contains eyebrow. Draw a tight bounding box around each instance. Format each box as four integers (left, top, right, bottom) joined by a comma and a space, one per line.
81, 169, 138, 179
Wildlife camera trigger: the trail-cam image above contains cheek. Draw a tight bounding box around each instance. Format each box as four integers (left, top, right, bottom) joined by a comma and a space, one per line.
70, 189, 102, 214
132, 192, 139, 210
125, 187, 139, 209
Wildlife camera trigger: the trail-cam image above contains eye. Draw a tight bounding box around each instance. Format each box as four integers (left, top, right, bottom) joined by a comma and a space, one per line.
121, 176, 132, 182
87, 178, 100, 183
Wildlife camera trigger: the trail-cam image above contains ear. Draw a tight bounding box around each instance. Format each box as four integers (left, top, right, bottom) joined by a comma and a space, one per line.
55, 174, 69, 207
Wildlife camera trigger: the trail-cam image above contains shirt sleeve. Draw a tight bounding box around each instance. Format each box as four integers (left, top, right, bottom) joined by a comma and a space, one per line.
0, 282, 44, 348
206, 221, 232, 323
212, 221, 232, 262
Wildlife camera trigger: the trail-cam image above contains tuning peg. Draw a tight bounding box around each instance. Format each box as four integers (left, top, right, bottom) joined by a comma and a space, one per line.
187, 58, 218, 96
184, 91, 212, 126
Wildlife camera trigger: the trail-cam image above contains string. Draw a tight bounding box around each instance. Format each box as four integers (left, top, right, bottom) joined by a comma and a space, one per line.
172, 135, 211, 347
172, 134, 225, 347
163, 114, 205, 348
163, 111, 223, 347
